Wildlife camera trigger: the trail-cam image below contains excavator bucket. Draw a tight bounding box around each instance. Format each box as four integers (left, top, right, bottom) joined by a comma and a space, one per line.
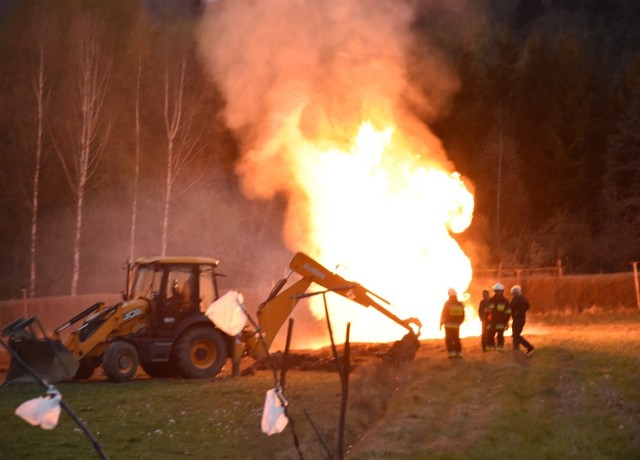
2, 317, 79, 384
5, 337, 79, 384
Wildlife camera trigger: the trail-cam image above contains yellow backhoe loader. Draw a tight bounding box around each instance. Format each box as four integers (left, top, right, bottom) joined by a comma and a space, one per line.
2, 252, 422, 383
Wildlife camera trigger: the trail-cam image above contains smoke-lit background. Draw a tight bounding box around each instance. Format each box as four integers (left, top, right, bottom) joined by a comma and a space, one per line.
0, 0, 485, 302
2, 0, 640, 303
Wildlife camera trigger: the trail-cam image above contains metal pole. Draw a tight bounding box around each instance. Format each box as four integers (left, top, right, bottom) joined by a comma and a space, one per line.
632, 262, 640, 311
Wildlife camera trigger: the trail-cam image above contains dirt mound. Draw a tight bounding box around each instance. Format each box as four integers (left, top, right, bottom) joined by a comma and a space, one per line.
249, 332, 420, 374
0, 334, 420, 383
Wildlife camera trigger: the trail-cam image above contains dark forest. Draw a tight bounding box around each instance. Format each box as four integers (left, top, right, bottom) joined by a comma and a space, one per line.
1, 0, 639, 300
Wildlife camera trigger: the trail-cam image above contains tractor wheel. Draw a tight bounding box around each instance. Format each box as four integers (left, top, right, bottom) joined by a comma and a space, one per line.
73, 357, 100, 380
103, 341, 139, 382
173, 327, 227, 379
141, 362, 178, 379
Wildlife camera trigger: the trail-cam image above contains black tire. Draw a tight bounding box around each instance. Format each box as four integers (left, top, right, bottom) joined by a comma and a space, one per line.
103, 341, 139, 382
173, 327, 227, 379
73, 357, 100, 380
140, 361, 178, 379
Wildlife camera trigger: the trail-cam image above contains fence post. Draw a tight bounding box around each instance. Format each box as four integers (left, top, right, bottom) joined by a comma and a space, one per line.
557, 258, 563, 276
632, 262, 640, 311
21, 287, 28, 318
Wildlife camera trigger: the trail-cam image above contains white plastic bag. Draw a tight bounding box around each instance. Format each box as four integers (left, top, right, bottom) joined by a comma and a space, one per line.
205, 290, 248, 336
261, 387, 289, 435
15, 389, 62, 430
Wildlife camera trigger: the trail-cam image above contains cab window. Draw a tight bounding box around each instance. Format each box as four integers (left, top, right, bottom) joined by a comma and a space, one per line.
166, 267, 192, 304
199, 265, 216, 312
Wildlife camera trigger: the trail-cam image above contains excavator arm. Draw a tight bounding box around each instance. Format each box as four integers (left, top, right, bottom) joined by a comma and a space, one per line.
252, 252, 422, 356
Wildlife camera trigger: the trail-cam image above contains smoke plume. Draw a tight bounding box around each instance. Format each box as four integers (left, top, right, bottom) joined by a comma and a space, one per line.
197, 0, 461, 250
196, 0, 482, 346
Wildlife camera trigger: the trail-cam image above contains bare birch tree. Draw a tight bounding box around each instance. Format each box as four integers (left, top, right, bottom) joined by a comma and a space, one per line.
161, 57, 203, 256
18, 11, 52, 298
56, 16, 111, 296
28, 42, 48, 297
129, 55, 142, 262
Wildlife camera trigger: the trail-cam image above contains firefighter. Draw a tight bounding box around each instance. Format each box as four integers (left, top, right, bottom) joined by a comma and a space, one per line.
440, 288, 466, 358
478, 289, 490, 352
486, 283, 511, 351
510, 285, 535, 354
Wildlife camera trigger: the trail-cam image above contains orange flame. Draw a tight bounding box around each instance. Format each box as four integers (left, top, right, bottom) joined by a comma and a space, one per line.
281, 118, 477, 346
196, 0, 478, 347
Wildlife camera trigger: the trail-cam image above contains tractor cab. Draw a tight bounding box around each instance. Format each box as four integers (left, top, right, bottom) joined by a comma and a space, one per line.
127, 257, 222, 334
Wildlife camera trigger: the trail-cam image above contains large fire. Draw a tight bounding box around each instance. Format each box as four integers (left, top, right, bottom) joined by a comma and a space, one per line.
197, 0, 481, 347
274, 114, 476, 346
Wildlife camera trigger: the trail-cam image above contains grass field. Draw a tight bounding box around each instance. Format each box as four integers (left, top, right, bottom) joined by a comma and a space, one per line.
1, 311, 640, 459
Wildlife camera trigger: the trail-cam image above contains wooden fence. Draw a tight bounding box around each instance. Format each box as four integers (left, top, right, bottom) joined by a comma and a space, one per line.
1, 267, 639, 333
474, 259, 564, 283
471, 270, 639, 314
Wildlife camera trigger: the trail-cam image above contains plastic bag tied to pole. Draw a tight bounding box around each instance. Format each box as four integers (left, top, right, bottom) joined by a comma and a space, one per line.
261, 387, 289, 435
15, 386, 62, 430
205, 290, 248, 336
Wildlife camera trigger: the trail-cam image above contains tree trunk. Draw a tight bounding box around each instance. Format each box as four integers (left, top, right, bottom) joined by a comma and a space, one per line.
29, 44, 45, 297
162, 137, 174, 256
161, 58, 186, 256
71, 181, 85, 296
59, 16, 110, 296
129, 56, 142, 262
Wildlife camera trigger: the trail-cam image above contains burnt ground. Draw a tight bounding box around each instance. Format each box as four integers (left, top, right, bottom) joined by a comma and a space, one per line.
0, 332, 419, 383
249, 332, 420, 374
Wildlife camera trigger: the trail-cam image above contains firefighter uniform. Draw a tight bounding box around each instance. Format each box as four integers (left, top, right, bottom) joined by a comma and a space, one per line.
486, 284, 510, 351
440, 290, 466, 358
478, 289, 490, 352
510, 285, 535, 354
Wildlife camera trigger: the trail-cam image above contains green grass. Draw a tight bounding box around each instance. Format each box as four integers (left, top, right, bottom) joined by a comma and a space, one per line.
346, 314, 640, 459
1, 371, 342, 460
2, 313, 640, 459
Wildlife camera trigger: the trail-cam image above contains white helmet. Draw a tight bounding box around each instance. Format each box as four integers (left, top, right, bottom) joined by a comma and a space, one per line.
447, 288, 457, 297
511, 285, 521, 296
492, 283, 504, 292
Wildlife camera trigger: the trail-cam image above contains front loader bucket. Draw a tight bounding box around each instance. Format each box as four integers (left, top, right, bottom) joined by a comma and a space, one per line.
5, 338, 79, 384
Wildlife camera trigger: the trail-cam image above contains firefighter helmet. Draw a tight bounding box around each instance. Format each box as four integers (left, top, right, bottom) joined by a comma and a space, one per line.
492, 283, 504, 292
511, 285, 521, 296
